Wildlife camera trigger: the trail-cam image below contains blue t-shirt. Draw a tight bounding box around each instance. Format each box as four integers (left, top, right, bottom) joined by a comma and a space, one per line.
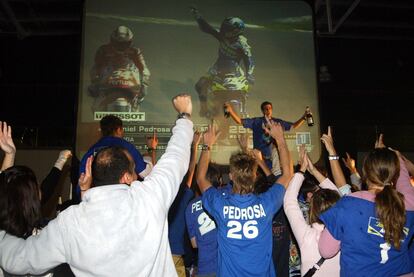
202, 184, 286, 277
320, 196, 414, 277
77, 136, 147, 197
242, 117, 292, 160
79, 136, 146, 175
185, 196, 218, 275
410, 242, 414, 272
168, 185, 194, 255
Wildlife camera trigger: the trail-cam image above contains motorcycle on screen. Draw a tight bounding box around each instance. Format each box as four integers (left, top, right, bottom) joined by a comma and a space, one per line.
88, 62, 145, 112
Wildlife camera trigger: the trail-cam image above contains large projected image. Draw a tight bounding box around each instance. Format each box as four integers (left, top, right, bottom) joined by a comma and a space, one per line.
76, 0, 319, 164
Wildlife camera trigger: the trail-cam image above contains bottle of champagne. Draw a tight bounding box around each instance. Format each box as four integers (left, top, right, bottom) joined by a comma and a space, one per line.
306, 106, 314, 126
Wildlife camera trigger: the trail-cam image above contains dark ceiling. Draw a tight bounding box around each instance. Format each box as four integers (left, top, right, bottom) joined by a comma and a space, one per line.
2, 0, 414, 40
0, 0, 413, 155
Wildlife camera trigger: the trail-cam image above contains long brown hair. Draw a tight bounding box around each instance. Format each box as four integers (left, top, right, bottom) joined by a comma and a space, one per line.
363, 148, 405, 249
309, 188, 340, 225
0, 166, 42, 238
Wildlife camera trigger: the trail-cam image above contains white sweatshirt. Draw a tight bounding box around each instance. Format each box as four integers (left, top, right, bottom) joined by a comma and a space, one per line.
0, 119, 193, 277
283, 173, 341, 277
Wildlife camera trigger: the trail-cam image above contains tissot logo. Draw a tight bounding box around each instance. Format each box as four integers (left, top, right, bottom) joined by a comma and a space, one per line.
94, 112, 145, 121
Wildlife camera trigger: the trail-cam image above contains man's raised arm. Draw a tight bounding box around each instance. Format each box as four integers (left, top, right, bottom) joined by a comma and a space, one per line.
223, 102, 242, 125
138, 94, 194, 209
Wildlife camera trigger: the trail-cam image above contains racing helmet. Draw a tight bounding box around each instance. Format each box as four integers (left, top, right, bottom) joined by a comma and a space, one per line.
110, 26, 134, 50
220, 17, 245, 38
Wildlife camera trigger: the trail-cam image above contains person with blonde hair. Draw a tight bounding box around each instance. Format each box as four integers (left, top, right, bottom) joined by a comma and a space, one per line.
197, 121, 293, 277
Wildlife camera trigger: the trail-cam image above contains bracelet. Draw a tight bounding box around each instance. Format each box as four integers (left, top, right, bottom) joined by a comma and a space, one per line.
201, 144, 210, 151
177, 112, 191, 120
328, 155, 340, 160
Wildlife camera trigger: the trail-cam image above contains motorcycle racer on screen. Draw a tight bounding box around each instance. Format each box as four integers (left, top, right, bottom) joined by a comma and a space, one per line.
88, 25, 150, 112
191, 7, 255, 118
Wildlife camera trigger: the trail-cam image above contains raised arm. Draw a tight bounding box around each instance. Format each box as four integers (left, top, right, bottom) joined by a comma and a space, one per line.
284, 146, 312, 247
138, 94, 193, 209
145, 130, 158, 166
396, 154, 414, 205
223, 102, 242, 125
41, 150, 72, 205
186, 131, 202, 188
376, 135, 414, 208
342, 152, 362, 189
291, 107, 309, 129
0, 121, 16, 172
301, 150, 340, 194
389, 148, 414, 210
265, 121, 292, 187
400, 154, 414, 178
196, 125, 220, 193
252, 149, 272, 177
305, 153, 327, 184
237, 133, 249, 153
321, 126, 347, 190
190, 7, 221, 41
79, 155, 93, 199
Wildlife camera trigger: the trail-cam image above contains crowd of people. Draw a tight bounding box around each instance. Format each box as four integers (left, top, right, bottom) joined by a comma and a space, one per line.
0, 94, 413, 277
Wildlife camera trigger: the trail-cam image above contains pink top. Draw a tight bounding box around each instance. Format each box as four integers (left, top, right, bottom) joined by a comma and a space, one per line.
318, 157, 414, 275
284, 173, 341, 277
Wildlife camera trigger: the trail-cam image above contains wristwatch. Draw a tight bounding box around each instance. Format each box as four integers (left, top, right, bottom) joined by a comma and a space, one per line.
328, 155, 340, 160
177, 112, 191, 120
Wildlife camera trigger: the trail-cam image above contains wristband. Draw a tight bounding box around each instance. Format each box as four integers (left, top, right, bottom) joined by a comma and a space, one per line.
328, 155, 340, 160
201, 144, 210, 151
177, 112, 191, 120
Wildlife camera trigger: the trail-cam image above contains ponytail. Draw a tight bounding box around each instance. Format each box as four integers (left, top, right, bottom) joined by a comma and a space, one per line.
375, 185, 405, 249
363, 148, 405, 249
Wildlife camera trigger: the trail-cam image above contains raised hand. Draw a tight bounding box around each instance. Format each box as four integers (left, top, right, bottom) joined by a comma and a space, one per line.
342, 152, 357, 173
237, 133, 249, 152
0, 121, 16, 155
189, 6, 201, 19
54, 150, 73, 170
223, 102, 234, 114
305, 153, 315, 174
192, 130, 202, 147
264, 119, 284, 142
320, 126, 336, 155
146, 130, 158, 150
298, 145, 308, 173
79, 155, 93, 193
203, 125, 221, 147
387, 147, 402, 158
375, 133, 386, 149
252, 149, 263, 161
172, 93, 192, 116
59, 150, 72, 160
